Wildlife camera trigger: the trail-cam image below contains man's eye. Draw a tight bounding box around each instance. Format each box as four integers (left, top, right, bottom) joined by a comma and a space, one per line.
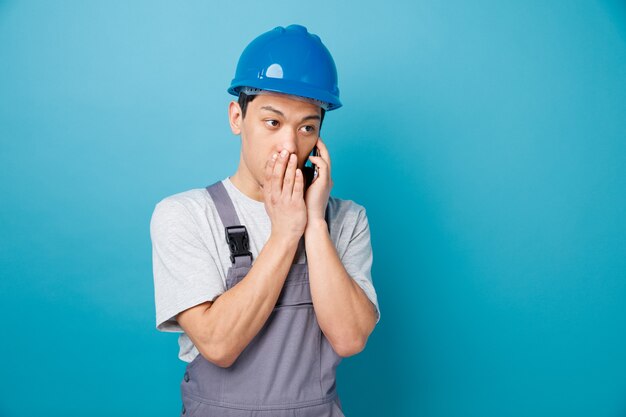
265, 120, 279, 128
300, 125, 316, 133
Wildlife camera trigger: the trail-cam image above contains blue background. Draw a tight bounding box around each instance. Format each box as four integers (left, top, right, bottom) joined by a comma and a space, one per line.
1, 1, 625, 416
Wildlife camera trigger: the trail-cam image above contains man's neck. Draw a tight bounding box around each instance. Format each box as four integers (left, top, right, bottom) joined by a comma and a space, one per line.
229, 169, 264, 202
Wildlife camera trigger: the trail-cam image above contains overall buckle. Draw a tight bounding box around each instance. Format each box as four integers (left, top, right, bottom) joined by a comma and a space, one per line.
225, 225, 253, 264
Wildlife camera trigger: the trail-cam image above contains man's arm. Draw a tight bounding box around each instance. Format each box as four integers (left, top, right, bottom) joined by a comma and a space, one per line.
304, 218, 378, 357
177, 234, 299, 368
177, 149, 307, 368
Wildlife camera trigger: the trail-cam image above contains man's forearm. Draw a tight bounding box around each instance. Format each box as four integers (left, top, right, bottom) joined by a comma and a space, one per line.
304, 218, 377, 357
202, 234, 299, 366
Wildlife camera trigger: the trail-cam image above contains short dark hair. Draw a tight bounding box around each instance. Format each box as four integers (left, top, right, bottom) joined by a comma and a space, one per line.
238, 91, 326, 130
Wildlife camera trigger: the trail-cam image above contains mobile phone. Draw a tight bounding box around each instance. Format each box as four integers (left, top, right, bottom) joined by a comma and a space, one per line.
302, 146, 320, 190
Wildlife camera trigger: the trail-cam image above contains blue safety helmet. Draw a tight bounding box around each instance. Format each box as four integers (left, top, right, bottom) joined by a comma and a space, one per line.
228, 24, 342, 111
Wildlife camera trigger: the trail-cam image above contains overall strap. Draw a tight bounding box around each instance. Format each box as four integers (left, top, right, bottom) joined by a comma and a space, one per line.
206, 181, 253, 268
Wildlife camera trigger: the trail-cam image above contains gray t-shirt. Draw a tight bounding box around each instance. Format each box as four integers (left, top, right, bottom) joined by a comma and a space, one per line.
150, 176, 380, 362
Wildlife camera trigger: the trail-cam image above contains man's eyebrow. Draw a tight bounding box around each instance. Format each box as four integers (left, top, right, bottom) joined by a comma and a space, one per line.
260, 106, 320, 123
260, 106, 284, 117
300, 114, 321, 123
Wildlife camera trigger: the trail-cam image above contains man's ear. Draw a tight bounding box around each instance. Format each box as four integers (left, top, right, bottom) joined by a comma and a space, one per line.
229, 101, 243, 135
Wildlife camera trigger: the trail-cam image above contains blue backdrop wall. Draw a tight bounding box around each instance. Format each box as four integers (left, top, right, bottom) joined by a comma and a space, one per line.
1, 1, 625, 416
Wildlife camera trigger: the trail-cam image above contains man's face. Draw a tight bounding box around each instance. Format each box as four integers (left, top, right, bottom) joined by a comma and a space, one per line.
229, 92, 322, 188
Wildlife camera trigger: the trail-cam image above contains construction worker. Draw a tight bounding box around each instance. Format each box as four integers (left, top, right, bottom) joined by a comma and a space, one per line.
150, 24, 381, 417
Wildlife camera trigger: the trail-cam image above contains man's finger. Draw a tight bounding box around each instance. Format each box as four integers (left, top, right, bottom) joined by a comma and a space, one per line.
272, 149, 289, 200
293, 168, 304, 200
315, 137, 331, 173
264, 154, 277, 197
308, 155, 328, 183
282, 153, 297, 198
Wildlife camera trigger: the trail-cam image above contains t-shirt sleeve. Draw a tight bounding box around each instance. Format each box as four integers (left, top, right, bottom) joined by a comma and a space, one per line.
341, 205, 381, 325
150, 198, 225, 332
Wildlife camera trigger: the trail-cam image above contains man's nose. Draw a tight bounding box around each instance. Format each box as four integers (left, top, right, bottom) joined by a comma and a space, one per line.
278, 129, 298, 155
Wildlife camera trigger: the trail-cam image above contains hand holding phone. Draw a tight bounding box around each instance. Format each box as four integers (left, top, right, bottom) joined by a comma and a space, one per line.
302, 146, 319, 191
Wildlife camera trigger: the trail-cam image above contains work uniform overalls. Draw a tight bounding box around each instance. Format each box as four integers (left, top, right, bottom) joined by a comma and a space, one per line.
180, 181, 345, 417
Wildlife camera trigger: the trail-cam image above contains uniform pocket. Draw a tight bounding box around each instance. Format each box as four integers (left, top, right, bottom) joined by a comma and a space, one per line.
220, 307, 322, 405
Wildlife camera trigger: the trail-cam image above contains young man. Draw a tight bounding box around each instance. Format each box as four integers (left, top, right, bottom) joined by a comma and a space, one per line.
150, 24, 380, 416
